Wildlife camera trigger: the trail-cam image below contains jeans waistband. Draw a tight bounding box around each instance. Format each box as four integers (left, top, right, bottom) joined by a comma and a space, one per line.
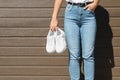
67, 2, 92, 7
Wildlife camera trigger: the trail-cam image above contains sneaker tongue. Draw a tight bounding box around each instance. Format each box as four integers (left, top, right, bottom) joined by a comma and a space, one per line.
50, 32, 54, 36
57, 30, 61, 35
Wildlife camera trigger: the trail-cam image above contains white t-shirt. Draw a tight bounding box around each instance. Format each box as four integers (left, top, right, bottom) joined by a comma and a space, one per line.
66, 0, 94, 3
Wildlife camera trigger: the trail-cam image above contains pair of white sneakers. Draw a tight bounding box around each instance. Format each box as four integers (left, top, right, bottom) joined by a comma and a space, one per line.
46, 28, 67, 54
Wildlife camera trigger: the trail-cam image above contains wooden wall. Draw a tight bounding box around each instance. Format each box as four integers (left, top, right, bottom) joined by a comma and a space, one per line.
0, 0, 119, 80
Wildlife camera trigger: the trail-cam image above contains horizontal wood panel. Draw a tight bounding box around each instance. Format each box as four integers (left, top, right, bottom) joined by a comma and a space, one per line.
0, 76, 69, 80
0, 47, 119, 57
0, 57, 68, 66
0, 0, 119, 8
107, 8, 120, 17
0, 57, 119, 67
0, 66, 119, 77
0, 18, 119, 27
100, 0, 120, 7
0, 27, 119, 37
0, 37, 45, 47
0, 47, 67, 56
0, 28, 48, 37
0, 66, 68, 76
0, 8, 53, 18
0, 8, 119, 18
0, 0, 54, 8
110, 18, 120, 26
0, 37, 119, 47
0, 18, 52, 27
0, 76, 119, 80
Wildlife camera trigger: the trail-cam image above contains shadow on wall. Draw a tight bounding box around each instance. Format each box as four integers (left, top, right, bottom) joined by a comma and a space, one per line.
80, 5, 115, 80
94, 5, 115, 80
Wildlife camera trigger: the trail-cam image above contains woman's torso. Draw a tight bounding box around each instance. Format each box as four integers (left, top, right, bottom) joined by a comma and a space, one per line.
66, 0, 94, 3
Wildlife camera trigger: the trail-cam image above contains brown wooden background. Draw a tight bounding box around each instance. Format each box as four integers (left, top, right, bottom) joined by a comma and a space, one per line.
0, 0, 119, 80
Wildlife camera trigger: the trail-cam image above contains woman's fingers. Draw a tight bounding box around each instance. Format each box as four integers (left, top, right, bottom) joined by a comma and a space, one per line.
84, 3, 97, 12
50, 26, 58, 32
49, 18, 59, 32
84, 5, 89, 10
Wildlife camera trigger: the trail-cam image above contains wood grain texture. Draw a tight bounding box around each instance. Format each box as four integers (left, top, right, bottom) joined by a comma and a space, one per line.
0, 0, 119, 8
0, 47, 119, 57
0, 57, 119, 67
0, 0, 119, 80
0, 27, 120, 37
0, 8, 119, 18
0, 76, 70, 80
0, 18, 119, 27
0, 66, 119, 77
0, 76, 119, 80
0, 37, 119, 47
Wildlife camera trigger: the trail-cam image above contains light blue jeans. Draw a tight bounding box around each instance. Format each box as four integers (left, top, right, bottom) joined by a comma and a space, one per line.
64, 3, 97, 80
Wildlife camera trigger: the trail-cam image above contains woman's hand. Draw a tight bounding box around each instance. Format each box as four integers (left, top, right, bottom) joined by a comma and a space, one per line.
84, 2, 98, 12
49, 0, 63, 31
50, 18, 59, 31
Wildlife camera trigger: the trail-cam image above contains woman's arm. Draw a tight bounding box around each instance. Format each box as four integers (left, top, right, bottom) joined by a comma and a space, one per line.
50, 0, 63, 31
84, 0, 100, 11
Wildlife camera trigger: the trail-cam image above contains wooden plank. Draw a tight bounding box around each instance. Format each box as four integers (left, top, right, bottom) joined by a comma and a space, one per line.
0, 57, 68, 66
0, 28, 49, 37
0, 47, 68, 56
0, 0, 54, 8
0, 76, 70, 80
0, 8, 64, 18
0, 37, 45, 47
112, 77, 120, 80
0, 27, 119, 37
0, 8, 53, 18
100, 0, 120, 7
0, 8, 119, 18
0, 37, 119, 47
111, 27, 120, 37
107, 8, 120, 17
0, 0, 119, 7
0, 76, 119, 80
0, 57, 120, 67
0, 66, 119, 77
110, 18, 120, 26
0, 66, 69, 76
0, 18, 119, 27
0, 18, 52, 27
0, 47, 119, 57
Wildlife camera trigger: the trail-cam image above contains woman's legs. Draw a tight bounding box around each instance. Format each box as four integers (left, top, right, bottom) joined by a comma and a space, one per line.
81, 16, 96, 80
64, 3, 96, 80
64, 3, 82, 80
81, 25, 96, 80
64, 18, 81, 80
80, 9, 96, 80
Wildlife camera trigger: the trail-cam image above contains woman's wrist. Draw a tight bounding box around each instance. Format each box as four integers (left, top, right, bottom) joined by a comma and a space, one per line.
93, 0, 100, 6
92, 2, 98, 7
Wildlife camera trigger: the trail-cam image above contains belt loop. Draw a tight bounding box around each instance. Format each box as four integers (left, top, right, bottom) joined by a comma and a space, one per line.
69, 1, 73, 11
85, 2, 87, 6
71, 1, 74, 6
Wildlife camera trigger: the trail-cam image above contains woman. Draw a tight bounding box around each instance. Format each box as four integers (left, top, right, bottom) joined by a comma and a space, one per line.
50, 0, 100, 80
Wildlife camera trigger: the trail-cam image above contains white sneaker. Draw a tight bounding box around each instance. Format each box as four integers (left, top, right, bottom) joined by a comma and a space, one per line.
46, 30, 56, 53
55, 28, 67, 53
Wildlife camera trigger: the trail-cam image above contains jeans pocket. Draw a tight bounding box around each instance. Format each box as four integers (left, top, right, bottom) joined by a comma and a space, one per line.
86, 8, 94, 14
65, 4, 73, 12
